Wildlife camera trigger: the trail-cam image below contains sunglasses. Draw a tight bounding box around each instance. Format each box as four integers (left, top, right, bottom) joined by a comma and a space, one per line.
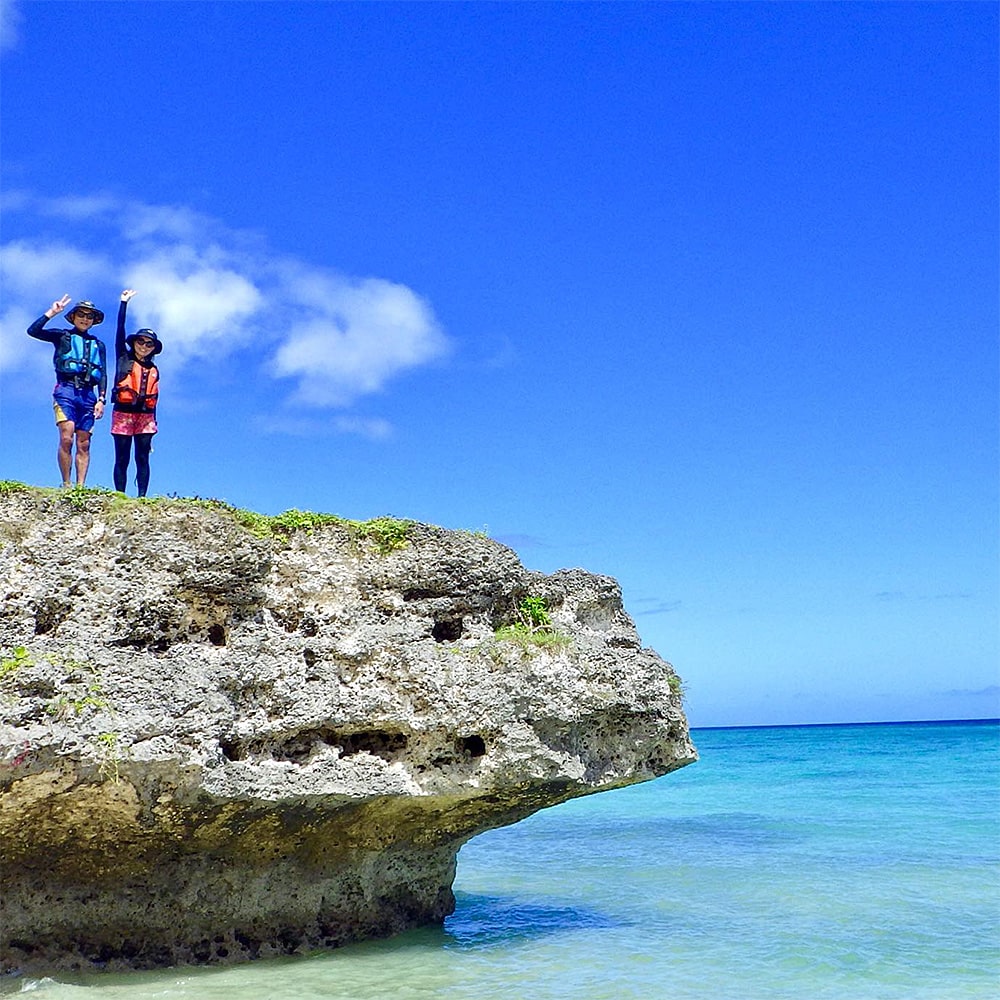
134, 338, 155, 347
75, 311, 97, 320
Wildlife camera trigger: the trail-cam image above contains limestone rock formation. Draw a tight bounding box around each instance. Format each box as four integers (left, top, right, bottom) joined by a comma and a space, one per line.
0, 486, 695, 973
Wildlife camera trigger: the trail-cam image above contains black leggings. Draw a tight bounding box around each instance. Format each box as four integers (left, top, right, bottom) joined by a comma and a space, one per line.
113, 433, 154, 496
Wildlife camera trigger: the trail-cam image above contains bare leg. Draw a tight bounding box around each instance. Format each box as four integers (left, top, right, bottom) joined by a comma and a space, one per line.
75, 430, 92, 486
57, 421, 76, 486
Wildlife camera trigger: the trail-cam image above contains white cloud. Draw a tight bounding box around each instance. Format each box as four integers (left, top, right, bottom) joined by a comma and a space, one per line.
1, 191, 451, 415
0, 241, 115, 377
0, 240, 112, 295
0, 306, 51, 380
274, 276, 449, 406
123, 249, 263, 364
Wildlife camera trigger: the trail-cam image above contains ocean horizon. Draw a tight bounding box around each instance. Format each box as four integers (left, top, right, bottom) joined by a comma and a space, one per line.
6, 717, 998, 999
693, 715, 1000, 731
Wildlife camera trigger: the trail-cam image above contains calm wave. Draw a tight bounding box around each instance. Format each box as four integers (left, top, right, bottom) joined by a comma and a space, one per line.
7, 720, 998, 999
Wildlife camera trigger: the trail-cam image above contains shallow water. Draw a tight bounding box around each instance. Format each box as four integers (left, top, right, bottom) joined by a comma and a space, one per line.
7, 720, 998, 999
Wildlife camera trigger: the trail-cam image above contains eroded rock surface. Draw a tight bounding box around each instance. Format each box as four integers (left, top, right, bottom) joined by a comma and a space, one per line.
0, 488, 695, 972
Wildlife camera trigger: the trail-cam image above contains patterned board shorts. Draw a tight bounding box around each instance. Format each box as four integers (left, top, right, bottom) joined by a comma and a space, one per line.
111, 410, 158, 436
52, 383, 96, 433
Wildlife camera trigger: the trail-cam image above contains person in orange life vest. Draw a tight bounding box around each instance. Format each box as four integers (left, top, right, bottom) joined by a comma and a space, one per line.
111, 289, 162, 497
27, 295, 109, 487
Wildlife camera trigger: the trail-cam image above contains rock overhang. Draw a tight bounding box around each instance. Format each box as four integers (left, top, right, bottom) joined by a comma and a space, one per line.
0, 485, 696, 972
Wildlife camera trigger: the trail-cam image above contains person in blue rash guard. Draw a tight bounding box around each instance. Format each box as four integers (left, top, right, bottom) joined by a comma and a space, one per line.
27, 294, 109, 487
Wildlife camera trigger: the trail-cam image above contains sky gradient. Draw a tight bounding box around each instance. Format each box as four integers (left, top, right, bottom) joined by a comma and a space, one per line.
1, 1, 996, 727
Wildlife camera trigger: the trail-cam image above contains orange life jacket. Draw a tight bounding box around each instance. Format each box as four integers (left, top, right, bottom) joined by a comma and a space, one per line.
113, 361, 159, 411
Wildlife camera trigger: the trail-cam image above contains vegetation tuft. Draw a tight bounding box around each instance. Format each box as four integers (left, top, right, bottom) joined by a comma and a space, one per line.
352, 516, 414, 553
518, 595, 552, 629
0, 482, 416, 555
231, 506, 414, 552
495, 596, 570, 651
668, 674, 686, 701
0, 646, 33, 681
45, 661, 108, 719
94, 731, 126, 784
493, 625, 571, 651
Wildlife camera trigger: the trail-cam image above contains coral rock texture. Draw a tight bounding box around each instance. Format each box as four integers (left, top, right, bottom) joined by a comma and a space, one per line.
0, 487, 695, 972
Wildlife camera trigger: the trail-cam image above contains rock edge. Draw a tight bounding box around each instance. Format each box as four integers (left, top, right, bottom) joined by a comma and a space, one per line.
0, 487, 695, 973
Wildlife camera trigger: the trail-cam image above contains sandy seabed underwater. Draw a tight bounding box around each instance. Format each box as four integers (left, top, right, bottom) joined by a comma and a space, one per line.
7, 719, 998, 1000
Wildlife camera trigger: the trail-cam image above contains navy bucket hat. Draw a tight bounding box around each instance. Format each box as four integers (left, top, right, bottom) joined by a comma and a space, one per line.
126, 329, 163, 356
66, 300, 105, 325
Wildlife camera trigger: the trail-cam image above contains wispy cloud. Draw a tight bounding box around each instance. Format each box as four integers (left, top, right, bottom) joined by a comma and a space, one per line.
632, 598, 683, 616
875, 590, 975, 602
260, 414, 394, 441
0, 240, 111, 292
492, 533, 550, 551
22, 192, 229, 245
0, 0, 21, 53
1, 190, 451, 425
333, 416, 395, 440
941, 685, 1000, 698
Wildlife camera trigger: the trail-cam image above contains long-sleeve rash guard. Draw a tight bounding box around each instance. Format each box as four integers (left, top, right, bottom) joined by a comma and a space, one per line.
27, 316, 108, 398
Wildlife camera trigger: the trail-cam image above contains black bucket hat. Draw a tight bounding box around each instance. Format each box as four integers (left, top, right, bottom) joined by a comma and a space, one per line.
126, 329, 163, 356
66, 300, 105, 325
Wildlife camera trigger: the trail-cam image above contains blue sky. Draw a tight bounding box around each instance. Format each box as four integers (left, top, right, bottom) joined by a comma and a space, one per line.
1, 1, 996, 728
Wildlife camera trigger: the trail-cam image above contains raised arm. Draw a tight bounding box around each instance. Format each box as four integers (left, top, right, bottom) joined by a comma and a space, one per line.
27, 294, 72, 342
117, 289, 136, 356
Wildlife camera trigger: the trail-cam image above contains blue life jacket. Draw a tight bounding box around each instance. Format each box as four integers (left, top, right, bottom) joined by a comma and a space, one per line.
55, 333, 103, 381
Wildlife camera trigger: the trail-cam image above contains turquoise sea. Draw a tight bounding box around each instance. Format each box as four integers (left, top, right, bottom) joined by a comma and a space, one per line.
7, 720, 999, 999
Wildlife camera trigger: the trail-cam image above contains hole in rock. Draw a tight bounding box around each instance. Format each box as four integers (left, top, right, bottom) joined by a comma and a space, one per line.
219, 739, 244, 761
33, 598, 70, 635
207, 624, 227, 646
338, 729, 408, 759
404, 588, 442, 601
303, 648, 317, 667
432, 619, 463, 642
234, 932, 260, 958
459, 734, 487, 758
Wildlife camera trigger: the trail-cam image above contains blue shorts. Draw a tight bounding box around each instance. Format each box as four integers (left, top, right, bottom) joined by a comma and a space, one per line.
52, 383, 97, 433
